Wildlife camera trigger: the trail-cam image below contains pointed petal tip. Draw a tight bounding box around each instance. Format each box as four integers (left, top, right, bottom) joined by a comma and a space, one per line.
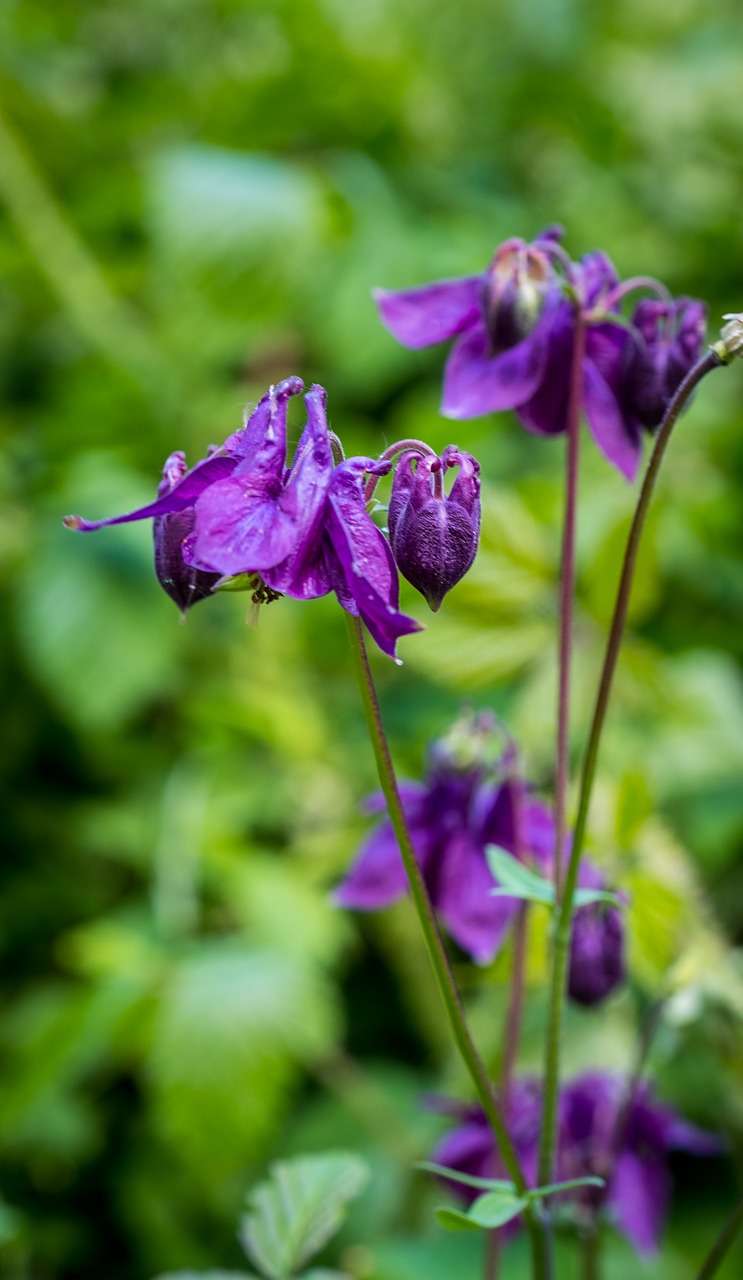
63, 514, 83, 530
274, 375, 304, 401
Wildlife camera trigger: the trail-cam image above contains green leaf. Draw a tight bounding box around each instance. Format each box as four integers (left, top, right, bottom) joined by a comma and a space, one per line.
297, 1272, 352, 1280
434, 1207, 483, 1233
527, 1176, 605, 1200
573, 888, 624, 909
239, 1152, 369, 1280
435, 1187, 528, 1232
414, 1161, 516, 1194
153, 1273, 258, 1279
486, 846, 555, 905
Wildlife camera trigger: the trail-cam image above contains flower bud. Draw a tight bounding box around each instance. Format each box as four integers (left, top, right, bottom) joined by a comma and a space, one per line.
568, 896, 625, 1006
624, 297, 707, 430
388, 446, 480, 612
154, 452, 221, 612
481, 238, 554, 353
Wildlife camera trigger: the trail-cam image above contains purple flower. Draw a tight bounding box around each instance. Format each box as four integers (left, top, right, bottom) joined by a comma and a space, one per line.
388, 445, 481, 611
152, 452, 223, 612
375, 234, 705, 483
622, 297, 707, 431
65, 377, 422, 660
568, 863, 626, 1007
336, 719, 553, 963
430, 1074, 720, 1255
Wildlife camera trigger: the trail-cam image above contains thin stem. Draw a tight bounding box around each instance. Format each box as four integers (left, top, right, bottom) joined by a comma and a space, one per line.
695, 1193, 743, 1280
554, 308, 584, 900
581, 1224, 601, 1280
345, 616, 549, 1278
536, 349, 723, 1198
500, 907, 528, 1101
484, 1226, 500, 1280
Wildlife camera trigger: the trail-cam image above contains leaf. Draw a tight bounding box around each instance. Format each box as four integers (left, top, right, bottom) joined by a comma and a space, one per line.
486, 846, 555, 906
239, 1152, 369, 1280
573, 888, 624, 910
527, 1176, 605, 1200
414, 1161, 516, 1194
298, 1272, 353, 1280
435, 1188, 528, 1232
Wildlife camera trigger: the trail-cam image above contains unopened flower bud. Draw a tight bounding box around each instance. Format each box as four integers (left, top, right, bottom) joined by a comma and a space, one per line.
481, 238, 553, 353
624, 297, 707, 430
568, 890, 625, 1007
719, 313, 743, 359
154, 452, 221, 612
388, 446, 480, 612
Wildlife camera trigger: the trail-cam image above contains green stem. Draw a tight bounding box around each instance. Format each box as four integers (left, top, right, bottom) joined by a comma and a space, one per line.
346, 616, 548, 1277
537, 349, 724, 1193
695, 1193, 743, 1280
581, 1223, 601, 1280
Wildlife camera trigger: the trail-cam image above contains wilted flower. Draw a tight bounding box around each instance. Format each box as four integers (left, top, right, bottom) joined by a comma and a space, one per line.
65, 377, 421, 659
375, 232, 706, 482
153, 452, 223, 612
430, 1073, 720, 1256
388, 445, 481, 611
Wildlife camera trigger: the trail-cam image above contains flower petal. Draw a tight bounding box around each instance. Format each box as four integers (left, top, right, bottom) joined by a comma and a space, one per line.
373, 276, 484, 349
436, 834, 519, 964
514, 301, 574, 436
442, 297, 559, 420
583, 357, 642, 482
610, 1151, 669, 1256
334, 820, 412, 909
63, 452, 238, 532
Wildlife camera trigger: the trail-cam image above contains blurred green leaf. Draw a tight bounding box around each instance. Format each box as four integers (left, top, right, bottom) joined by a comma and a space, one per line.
239, 1152, 368, 1279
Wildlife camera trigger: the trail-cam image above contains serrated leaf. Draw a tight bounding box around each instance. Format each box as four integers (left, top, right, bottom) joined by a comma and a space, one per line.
486, 846, 555, 905
239, 1152, 368, 1280
527, 1176, 605, 1200
414, 1161, 516, 1194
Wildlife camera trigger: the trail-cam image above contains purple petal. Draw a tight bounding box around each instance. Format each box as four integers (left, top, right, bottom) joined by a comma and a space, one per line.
515, 302, 574, 436
436, 834, 519, 964
610, 1151, 669, 1256
334, 820, 410, 910
583, 358, 642, 482
441, 296, 559, 420
193, 479, 299, 574
64, 452, 238, 532
431, 1119, 497, 1204
373, 276, 484, 349
223, 375, 304, 459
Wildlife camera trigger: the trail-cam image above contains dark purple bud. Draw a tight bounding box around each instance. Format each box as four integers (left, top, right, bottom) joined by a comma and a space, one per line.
481, 238, 554, 353
388, 446, 481, 612
153, 452, 222, 612
568, 898, 625, 1006
625, 297, 707, 430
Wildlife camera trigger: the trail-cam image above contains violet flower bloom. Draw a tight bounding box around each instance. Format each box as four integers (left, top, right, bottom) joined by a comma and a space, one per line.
388, 445, 481, 611
65, 377, 421, 660
336, 722, 552, 963
568, 863, 625, 1007
152, 452, 223, 612
431, 1074, 720, 1256
623, 297, 707, 431
375, 233, 705, 482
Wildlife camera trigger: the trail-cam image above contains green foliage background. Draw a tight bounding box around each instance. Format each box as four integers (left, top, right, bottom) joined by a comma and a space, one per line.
1, 0, 743, 1276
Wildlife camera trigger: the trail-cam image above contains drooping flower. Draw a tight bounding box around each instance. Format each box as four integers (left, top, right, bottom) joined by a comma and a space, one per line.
387, 445, 481, 611
622, 297, 707, 431
336, 716, 553, 963
375, 232, 706, 482
65, 377, 422, 659
153, 452, 223, 612
568, 863, 625, 1007
430, 1073, 720, 1255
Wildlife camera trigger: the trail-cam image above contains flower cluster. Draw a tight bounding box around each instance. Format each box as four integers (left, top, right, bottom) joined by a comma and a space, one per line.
374, 228, 707, 481
431, 1073, 721, 1255
65, 378, 481, 659
336, 714, 624, 999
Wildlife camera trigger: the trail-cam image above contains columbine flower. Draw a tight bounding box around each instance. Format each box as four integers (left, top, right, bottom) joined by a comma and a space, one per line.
430, 1073, 720, 1256
622, 297, 707, 431
375, 232, 706, 482
65, 377, 421, 659
387, 445, 481, 611
568, 863, 625, 1007
336, 718, 553, 963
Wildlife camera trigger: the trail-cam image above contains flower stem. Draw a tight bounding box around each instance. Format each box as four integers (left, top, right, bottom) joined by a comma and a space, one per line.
554, 307, 584, 900
581, 1224, 601, 1280
695, 1193, 743, 1280
536, 349, 723, 1196
346, 615, 549, 1277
